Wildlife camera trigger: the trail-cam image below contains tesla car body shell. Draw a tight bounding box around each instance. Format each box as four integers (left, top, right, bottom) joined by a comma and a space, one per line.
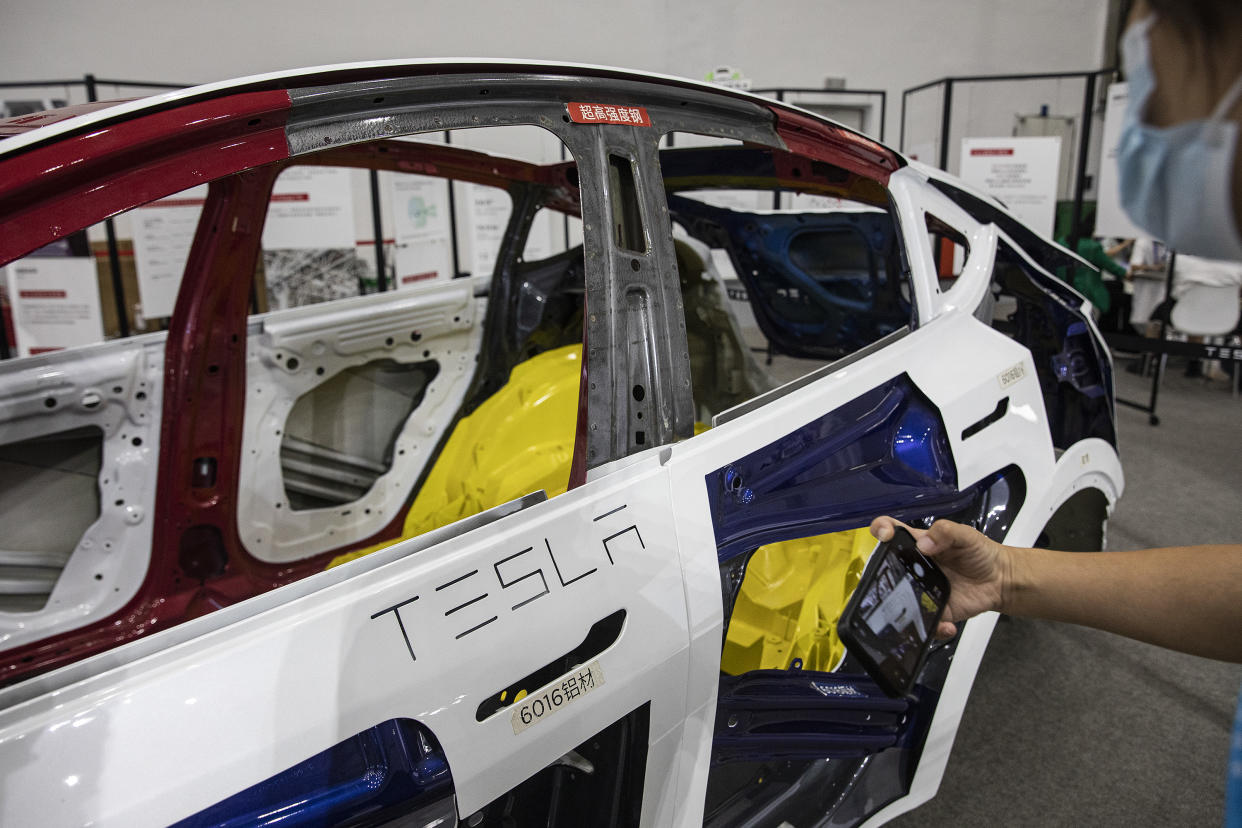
0, 60, 1122, 827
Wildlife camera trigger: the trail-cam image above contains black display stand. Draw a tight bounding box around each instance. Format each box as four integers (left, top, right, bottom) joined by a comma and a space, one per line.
1109, 252, 1176, 426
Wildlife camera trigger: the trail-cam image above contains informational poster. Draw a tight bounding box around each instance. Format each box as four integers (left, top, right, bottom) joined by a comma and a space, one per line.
1095, 82, 1145, 240
390, 173, 453, 286
131, 185, 207, 318
262, 167, 357, 250
3, 258, 104, 356
959, 136, 1062, 237
468, 184, 512, 278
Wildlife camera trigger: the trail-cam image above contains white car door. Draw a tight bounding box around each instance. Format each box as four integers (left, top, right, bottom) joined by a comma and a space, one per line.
0, 451, 715, 825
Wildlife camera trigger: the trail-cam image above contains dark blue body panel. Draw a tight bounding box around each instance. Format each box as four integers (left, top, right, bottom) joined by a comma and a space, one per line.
175, 719, 451, 828
708, 374, 966, 563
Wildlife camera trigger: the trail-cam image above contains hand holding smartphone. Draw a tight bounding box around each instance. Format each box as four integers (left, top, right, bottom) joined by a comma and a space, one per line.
837, 526, 951, 698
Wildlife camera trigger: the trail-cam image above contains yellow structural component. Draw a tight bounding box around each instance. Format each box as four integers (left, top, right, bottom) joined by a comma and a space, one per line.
720, 528, 876, 675
329, 344, 582, 567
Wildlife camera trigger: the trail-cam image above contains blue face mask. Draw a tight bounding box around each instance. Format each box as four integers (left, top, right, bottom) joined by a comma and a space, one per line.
1118, 15, 1242, 261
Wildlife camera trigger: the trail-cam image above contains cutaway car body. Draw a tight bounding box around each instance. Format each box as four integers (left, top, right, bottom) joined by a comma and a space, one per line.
0, 60, 1122, 827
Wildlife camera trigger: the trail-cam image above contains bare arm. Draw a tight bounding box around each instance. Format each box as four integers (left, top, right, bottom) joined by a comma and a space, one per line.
870, 517, 1242, 663
1007, 544, 1242, 662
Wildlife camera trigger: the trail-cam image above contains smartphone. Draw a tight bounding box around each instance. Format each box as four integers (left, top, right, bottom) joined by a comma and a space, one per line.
836, 526, 951, 698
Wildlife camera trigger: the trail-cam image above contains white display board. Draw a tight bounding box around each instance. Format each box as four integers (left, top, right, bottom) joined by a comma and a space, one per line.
468, 185, 512, 278
959, 136, 1062, 237
1095, 82, 1145, 240
262, 167, 357, 250
131, 185, 207, 319
390, 174, 453, 286
3, 258, 105, 356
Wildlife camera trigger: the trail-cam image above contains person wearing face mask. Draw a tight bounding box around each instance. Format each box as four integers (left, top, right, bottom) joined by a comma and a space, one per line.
870, 1, 1242, 823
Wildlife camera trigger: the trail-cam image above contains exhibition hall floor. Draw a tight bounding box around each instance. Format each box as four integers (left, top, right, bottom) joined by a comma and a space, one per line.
893, 363, 1242, 826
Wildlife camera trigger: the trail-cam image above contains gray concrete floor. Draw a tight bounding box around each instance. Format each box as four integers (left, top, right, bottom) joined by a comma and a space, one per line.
891, 360, 1242, 826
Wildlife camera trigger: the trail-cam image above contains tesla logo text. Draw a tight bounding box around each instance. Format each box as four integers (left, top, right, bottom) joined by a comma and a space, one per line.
1203, 345, 1242, 362
370, 504, 644, 662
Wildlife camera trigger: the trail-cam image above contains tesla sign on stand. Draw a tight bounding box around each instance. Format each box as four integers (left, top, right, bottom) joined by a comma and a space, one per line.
959, 136, 1062, 238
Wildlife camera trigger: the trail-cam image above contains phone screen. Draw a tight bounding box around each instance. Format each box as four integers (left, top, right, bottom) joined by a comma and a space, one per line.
839, 529, 948, 696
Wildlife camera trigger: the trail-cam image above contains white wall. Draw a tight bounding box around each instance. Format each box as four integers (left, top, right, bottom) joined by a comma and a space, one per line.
1, 0, 1110, 146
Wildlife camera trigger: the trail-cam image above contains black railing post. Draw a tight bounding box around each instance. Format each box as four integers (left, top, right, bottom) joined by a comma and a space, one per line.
938, 80, 953, 172
369, 169, 387, 291
444, 130, 462, 277
900, 90, 908, 152
878, 91, 887, 144
1147, 250, 1177, 425
0, 296, 11, 359
103, 219, 129, 338
1069, 73, 1098, 251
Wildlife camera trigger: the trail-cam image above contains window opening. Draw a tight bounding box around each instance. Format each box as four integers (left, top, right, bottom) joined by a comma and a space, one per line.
239, 124, 585, 571
658, 141, 911, 421
925, 213, 970, 285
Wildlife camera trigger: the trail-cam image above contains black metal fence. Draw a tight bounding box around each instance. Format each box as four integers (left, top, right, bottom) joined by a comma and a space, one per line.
899, 68, 1117, 252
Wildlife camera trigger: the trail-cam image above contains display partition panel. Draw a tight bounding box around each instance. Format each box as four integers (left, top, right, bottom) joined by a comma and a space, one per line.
900, 70, 1116, 250
898, 80, 946, 169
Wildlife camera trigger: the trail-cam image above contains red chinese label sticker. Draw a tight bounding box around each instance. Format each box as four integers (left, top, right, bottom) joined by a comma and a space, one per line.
567, 102, 651, 126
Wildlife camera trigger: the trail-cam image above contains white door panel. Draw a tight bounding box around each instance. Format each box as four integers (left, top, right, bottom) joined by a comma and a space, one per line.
663, 308, 1060, 822
0, 454, 698, 827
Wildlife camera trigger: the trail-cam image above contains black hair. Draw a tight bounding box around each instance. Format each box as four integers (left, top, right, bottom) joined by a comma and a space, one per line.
1145, 0, 1241, 43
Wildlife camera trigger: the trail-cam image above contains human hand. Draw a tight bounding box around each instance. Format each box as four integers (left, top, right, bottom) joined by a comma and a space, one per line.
869, 517, 1012, 638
